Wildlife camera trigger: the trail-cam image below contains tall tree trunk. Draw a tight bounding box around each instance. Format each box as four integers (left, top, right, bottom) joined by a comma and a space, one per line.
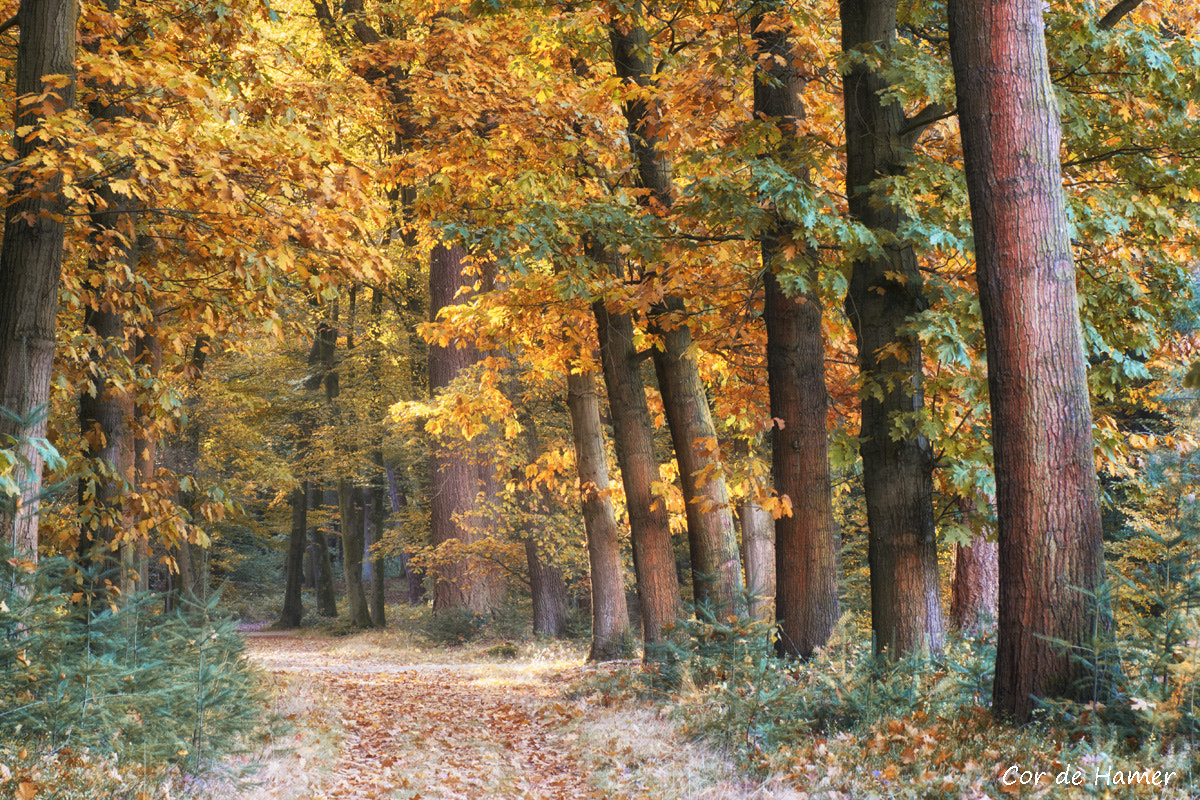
754, 7, 839, 657
428, 242, 502, 614
841, 0, 944, 657
338, 478, 372, 627
949, 0, 1112, 720
368, 477, 387, 626
173, 335, 210, 610
277, 482, 308, 628
130, 303, 161, 594
310, 483, 338, 616
950, 539, 998, 634
593, 300, 680, 645
566, 369, 633, 659
0, 0, 78, 559
610, 14, 745, 622
740, 495, 775, 622
525, 538, 569, 637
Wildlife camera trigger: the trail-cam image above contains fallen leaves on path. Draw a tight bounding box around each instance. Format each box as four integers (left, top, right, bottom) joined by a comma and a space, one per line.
244, 634, 593, 799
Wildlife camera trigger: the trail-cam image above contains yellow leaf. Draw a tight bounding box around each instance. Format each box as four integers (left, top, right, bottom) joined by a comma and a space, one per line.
16, 781, 36, 800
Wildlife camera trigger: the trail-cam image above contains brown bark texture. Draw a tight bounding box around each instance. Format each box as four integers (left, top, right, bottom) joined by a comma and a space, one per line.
740, 497, 776, 622
278, 483, 308, 628
0, 0, 78, 558
611, 16, 745, 622
949, 0, 1112, 720
428, 242, 502, 614
754, 9, 840, 657
841, 0, 944, 657
950, 539, 998, 634
593, 300, 680, 645
566, 369, 633, 659
339, 479, 373, 627
525, 538, 569, 637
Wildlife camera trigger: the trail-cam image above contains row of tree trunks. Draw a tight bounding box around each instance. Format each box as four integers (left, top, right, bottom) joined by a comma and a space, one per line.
566, 369, 633, 658
754, 7, 840, 658
609, 11, 745, 624
0, 0, 79, 560
949, 0, 1112, 720
840, 0, 945, 658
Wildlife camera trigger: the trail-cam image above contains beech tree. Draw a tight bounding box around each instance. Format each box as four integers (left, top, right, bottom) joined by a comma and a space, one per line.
949, 0, 1113, 720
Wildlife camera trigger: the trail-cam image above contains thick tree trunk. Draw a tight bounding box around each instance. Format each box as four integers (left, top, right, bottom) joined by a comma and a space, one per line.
841, 0, 944, 657
593, 301, 680, 645
566, 369, 633, 659
310, 483, 338, 616
277, 482, 308, 628
740, 496, 776, 622
525, 538, 569, 637
950, 538, 998, 634
0, 0, 78, 559
428, 242, 502, 614
754, 10, 840, 657
949, 0, 1112, 720
339, 479, 373, 627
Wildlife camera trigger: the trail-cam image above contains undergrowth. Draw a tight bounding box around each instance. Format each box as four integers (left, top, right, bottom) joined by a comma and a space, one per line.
0, 549, 267, 799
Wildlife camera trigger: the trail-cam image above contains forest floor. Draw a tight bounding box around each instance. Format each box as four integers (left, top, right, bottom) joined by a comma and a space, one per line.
229, 629, 797, 800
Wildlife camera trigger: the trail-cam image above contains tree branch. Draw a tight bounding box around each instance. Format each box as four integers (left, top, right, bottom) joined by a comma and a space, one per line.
0, 15, 15, 36
1098, 0, 1145, 30
900, 103, 954, 150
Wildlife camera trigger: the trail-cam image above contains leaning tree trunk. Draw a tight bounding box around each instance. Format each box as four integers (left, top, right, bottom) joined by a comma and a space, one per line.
593, 300, 680, 646
841, 0, 944, 658
949, 0, 1112, 721
566, 369, 633, 659
611, 15, 745, 621
0, 0, 78, 559
754, 6, 840, 657
428, 242, 502, 614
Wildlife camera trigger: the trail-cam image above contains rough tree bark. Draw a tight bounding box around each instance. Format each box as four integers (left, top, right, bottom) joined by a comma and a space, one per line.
949, 0, 1112, 720
611, 13, 745, 621
593, 297, 680, 645
754, 6, 840, 657
566, 369, 633, 659
428, 242, 502, 614
841, 0, 945, 657
0, 0, 78, 558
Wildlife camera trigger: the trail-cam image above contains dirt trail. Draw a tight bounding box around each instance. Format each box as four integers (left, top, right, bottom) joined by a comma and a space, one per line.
244, 633, 594, 800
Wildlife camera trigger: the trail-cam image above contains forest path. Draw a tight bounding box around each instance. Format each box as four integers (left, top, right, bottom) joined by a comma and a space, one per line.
243, 632, 595, 799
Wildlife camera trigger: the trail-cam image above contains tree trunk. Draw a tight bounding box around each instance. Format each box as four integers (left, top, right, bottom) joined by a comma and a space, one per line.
566, 369, 633, 659
368, 478, 387, 626
310, 483, 338, 616
754, 9, 840, 657
650, 307, 747, 621
428, 242, 502, 614
130, 304, 161, 594
610, 14, 745, 622
277, 482, 308, 628
385, 462, 426, 603
740, 496, 775, 622
593, 300, 680, 645
950, 539, 998, 634
172, 336, 210, 610
0, 0, 78, 559
525, 538, 569, 637
949, 0, 1112, 720
338, 479, 373, 627
841, 0, 944, 657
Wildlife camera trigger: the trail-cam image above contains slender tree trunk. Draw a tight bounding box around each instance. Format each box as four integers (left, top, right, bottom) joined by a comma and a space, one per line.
949, 0, 1112, 720
0, 0, 78, 559
841, 0, 944, 657
130, 303, 160, 593
368, 477, 387, 626
338, 478, 372, 627
754, 8, 840, 656
277, 482, 308, 628
385, 462, 426, 603
428, 242, 502, 614
567, 369, 633, 659
593, 300, 680, 645
610, 14, 745, 621
310, 483, 338, 616
173, 336, 210, 609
